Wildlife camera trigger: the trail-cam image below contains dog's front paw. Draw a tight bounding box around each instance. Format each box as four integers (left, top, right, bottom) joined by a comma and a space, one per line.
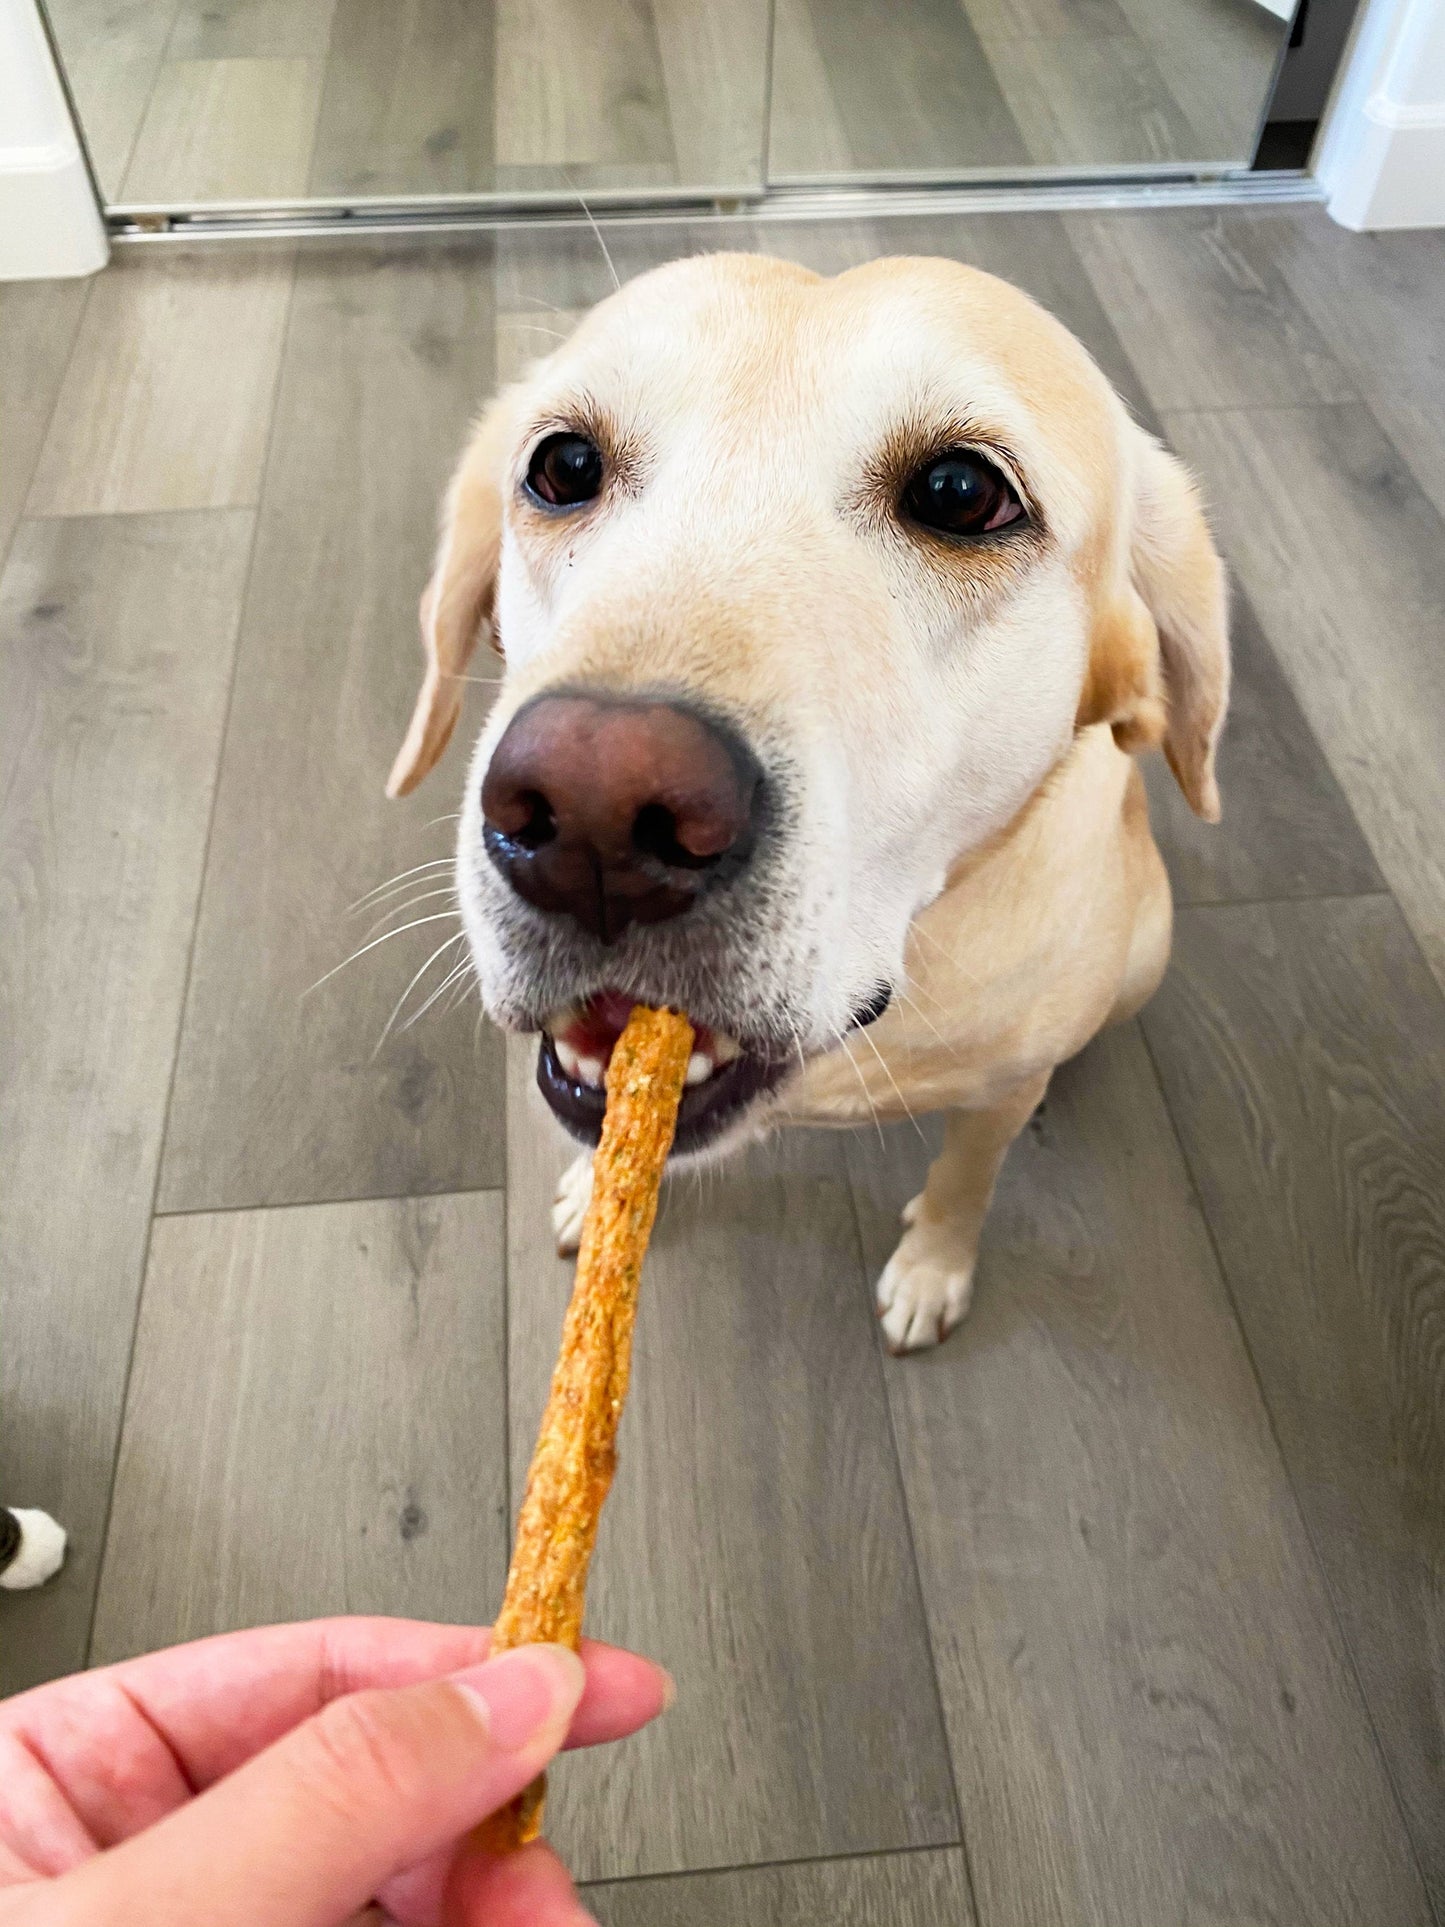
552, 1152, 594, 1256
0, 1507, 67, 1590
875, 1218, 977, 1354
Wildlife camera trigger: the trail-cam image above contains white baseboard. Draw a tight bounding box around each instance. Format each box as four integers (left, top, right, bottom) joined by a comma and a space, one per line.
0, 0, 108, 279
1327, 92, 1445, 227
1318, 0, 1445, 229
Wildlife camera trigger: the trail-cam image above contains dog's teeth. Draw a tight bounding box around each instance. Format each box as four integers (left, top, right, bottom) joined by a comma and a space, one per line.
576, 1055, 606, 1088
554, 1037, 581, 1080
710, 1031, 741, 1065
685, 1051, 712, 1087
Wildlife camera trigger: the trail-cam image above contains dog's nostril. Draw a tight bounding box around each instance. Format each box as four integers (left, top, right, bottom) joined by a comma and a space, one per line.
631, 801, 719, 871
480, 692, 764, 942
511, 789, 557, 851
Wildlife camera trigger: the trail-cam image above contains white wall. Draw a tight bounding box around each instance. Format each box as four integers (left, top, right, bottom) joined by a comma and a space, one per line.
1318, 0, 1445, 227
0, 0, 107, 279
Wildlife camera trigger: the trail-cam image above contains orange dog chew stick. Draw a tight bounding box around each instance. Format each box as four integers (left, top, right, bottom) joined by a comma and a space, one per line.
478, 1004, 693, 1853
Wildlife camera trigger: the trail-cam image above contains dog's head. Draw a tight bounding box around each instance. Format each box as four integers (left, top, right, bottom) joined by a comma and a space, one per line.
389, 253, 1227, 1155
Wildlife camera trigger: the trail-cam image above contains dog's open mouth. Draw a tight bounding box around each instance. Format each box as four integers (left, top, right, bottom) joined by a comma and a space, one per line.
537, 988, 788, 1153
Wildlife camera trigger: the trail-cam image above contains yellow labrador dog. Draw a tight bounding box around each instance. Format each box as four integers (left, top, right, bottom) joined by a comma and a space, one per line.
389, 252, 1228, 1353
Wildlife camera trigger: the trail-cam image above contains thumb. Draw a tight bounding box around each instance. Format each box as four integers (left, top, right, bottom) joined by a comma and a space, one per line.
52, 1644, 584, 1927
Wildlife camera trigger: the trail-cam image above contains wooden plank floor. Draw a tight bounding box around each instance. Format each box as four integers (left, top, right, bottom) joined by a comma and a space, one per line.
3, 207, 1444, 1923
47, 0, 1284, 204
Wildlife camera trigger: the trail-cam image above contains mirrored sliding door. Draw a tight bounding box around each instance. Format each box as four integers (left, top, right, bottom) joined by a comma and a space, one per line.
44, 0, 774, 210
768, 0, 1291, 179
42, 0, 1302, 218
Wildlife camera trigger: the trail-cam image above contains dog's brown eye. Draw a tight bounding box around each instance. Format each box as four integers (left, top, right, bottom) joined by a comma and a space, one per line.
902, 450, 1025, 538
525, 432, 604, 508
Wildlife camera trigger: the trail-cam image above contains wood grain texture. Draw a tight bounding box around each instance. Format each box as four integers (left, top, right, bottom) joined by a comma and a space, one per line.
165, 0, 336, 61
1264, 211, 1445, 524
766, 0, 855, 181
118, 57, 321, 204
1107, 0, 1282, 159
308, 0, 494, 198
651, 0, 770, 190
794, 0, 1028, 175
983, 34, 1198, 169
495, 0, 675, 173
158, 245, 503, 1214
1164, 401, 1445, 996
585, 1846, 977, 1925
505, 1040, 959, 1882
0, 279, 88, 574
41, 0, 179, 198
26, 250, 294, 517
1144, 591, 1383, 906
1143, 895, 1445, 1912
961, 0, 1132, 47
91, 1192, 507, 1657
0, 511, 252, 1694
1066, 208, 1359, 411
849, 1025, 1430, 1927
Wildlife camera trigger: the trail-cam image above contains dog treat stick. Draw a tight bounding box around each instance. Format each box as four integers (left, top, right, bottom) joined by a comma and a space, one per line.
478, 1004, 693, 1854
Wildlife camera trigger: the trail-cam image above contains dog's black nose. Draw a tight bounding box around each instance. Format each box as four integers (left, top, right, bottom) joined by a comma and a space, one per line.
481, 693, 763, 944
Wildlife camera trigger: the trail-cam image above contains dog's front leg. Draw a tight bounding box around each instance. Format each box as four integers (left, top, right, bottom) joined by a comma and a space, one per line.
552, 1151, 595, 1255
876, 1075, 1049, 1354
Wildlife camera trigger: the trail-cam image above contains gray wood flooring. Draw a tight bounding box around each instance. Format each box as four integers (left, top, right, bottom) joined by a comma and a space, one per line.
3, 206, 1444, 1924
45, 0, 1284, 207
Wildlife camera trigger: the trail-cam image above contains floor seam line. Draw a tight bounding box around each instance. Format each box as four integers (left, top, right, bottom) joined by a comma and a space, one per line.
841, 1169, 979, 1916
579, 1835, 965, 1892
1135, 1012, 1441, 1925
82, 248, 301, 1664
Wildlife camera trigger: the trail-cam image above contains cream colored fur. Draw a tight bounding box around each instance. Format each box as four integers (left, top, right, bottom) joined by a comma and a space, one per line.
391, 252, 1228, 1352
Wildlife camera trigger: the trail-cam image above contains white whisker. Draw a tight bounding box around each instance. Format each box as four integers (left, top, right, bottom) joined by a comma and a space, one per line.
402, 953, 474, 1032
440, 962, 479, 1017
793, 1020, 887, 1149
304, 913, 460, 997
362, 883, 458, 941
509, 293, 572, 318
896, 987, 955, 1055
907, 920, 955, 964
564, 172, 622, 294
348, 858, 453, 914
853, 1022, 928, 1143
835, 1032, 888, 1148
372, 931, 468, 1056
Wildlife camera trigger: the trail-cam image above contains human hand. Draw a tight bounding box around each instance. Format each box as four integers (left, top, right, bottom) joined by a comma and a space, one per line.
0, 1616, 670, 1926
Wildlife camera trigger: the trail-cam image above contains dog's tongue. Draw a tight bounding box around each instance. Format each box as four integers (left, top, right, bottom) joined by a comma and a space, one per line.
550, 990, 740, 1090
563, 990, 647, 1062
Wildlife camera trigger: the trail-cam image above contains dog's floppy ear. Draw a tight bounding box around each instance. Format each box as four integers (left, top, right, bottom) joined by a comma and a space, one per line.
1078, 432, 1230, 822
387, 393, 516, 799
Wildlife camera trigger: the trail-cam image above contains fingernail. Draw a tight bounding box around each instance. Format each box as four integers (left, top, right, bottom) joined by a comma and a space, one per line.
658, 1668, 677, 1712
451, 1644, 585, 1751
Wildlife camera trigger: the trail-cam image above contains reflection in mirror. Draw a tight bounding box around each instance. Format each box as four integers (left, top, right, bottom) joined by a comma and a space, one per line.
41, 0, 773, 208
41, 0, 1291, 212
769, 0, 1290, 177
